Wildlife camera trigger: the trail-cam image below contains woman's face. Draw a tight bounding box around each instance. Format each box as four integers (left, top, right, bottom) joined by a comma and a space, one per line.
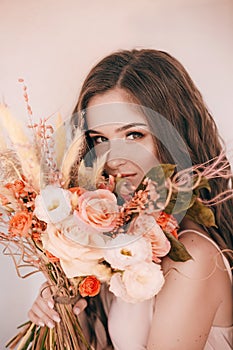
85, 89, 158, 188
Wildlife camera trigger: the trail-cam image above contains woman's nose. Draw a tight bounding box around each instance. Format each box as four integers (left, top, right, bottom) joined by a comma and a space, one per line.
106, 157, 127, 170
105, 140, 127, 170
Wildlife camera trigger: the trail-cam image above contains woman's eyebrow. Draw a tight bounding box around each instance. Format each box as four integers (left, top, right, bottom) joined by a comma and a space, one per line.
116, 123, 147, 132
85, 129, 101, 135
86, 123, 147, 135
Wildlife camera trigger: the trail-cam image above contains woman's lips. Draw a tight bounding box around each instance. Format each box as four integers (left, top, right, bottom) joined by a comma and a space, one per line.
113, 173, 137, 178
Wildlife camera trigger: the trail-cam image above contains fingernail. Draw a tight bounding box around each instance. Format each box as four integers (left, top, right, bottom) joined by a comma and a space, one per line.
48, 301, 54, 309
53, 315, 61, 323
39, 321, 45, 327
47, 321, 55, 329
73, 307, 80, 315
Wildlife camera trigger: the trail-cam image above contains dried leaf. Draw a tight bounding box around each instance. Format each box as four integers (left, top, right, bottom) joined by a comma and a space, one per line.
186, 199, 216, 227
165, 231, 193, 262
194, 175, 211, 192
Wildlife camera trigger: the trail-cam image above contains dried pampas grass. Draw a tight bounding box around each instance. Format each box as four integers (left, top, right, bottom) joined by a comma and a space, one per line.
0, 104, 41, 190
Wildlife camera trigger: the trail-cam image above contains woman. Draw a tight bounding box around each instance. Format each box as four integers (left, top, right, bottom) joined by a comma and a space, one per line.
28, 49, 233, 349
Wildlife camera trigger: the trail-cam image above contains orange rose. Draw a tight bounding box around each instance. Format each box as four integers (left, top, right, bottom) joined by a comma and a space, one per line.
75, 189, 119, 232
69, 187, 86, 196
5, 180, 28, 198
9, 211, 32, 237
156, 212, 178, 238
79, 275, 101, 297
45, 250, 60, 263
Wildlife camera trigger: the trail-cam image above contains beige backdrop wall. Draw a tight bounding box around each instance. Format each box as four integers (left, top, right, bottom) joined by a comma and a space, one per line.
0, 0, 232, 347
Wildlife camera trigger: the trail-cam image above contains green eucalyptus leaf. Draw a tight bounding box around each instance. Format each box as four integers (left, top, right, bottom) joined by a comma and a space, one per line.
165, 231, 193, 262
186, 199, 216, 227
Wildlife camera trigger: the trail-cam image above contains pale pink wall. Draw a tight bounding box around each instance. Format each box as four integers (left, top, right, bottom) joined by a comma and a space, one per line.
0, 0, 232, 346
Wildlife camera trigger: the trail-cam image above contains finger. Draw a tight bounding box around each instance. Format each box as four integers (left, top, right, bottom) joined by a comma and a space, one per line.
28, 288, 61, 328
35, 299, 60, 321
73, 298, 88, 316
40, 282, 54, 309
28, 304, 59, 329
28, 308, 56, 329
28, 309, 45, 327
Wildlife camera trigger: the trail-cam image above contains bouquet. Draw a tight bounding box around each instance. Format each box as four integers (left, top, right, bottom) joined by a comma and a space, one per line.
0, 81, 230, 349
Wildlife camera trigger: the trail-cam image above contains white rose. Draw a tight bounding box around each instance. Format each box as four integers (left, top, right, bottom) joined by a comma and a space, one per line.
34, 185, 72, 223
61, 215, 108, 248
104, 234, 152, 270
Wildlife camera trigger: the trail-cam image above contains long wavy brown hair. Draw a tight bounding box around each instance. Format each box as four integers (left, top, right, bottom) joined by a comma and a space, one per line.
71, 49, 233, 348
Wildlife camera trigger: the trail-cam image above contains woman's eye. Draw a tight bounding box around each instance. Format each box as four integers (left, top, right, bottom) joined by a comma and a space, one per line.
126, 131, 144, 140
91, 136, 108, 144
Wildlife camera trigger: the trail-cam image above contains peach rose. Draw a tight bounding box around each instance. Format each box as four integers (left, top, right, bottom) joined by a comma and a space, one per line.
5, 179, 28, 198
9, 210, 32, 237
75, 189, 119, 232
41, 222, 104, 278
133, 214, 171, 263
79, 276, 101, 297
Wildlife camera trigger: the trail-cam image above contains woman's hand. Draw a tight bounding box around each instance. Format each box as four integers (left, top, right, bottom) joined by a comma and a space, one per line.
28, 282, 87, 328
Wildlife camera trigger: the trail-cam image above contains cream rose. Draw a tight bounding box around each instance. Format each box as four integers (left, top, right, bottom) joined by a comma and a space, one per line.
109, 273, 130, 301
123, 262, 165, 301
109, 262, 165, 303
42, 223, 104, 278
34, 185, 72, 223
75, 189, 119, 232
61, 215, 108, 248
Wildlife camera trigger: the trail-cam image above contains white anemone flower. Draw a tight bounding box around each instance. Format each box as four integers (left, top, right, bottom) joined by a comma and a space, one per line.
104, 234, 152, 270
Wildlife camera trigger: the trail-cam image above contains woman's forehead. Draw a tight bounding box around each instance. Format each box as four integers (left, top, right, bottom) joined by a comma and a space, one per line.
85, 89, 147, 129
85, 102, 147, 129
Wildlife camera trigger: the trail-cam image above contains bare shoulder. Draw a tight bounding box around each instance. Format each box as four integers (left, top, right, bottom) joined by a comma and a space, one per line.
162, 230, 229, 282
148, 230, 232, 349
